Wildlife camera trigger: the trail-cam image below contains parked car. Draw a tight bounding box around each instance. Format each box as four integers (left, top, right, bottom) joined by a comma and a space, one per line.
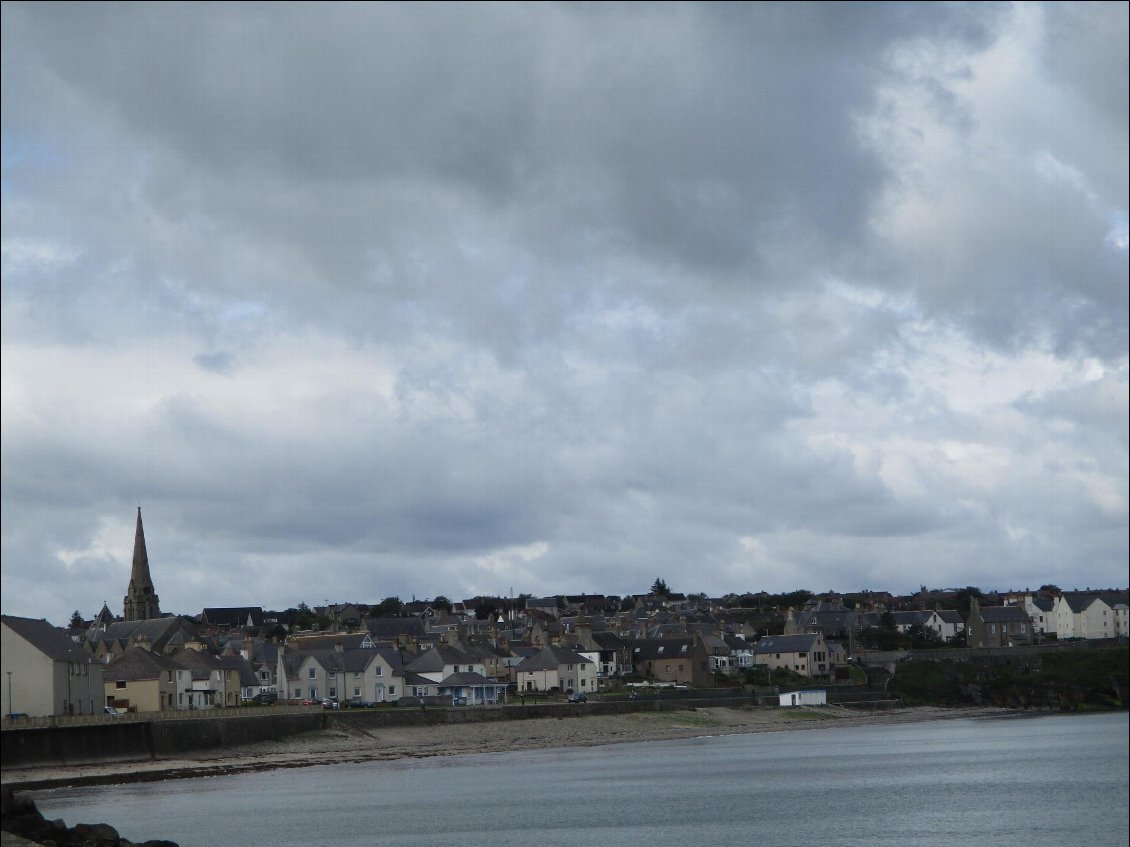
104, 706, 123, 716
254, 692, 277, 705
321, 698, 340, 710
568, 692, 588, 703
344, 698, 373, 709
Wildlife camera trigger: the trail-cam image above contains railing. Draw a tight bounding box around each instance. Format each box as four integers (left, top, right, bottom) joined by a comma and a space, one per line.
1, 703, 321, 731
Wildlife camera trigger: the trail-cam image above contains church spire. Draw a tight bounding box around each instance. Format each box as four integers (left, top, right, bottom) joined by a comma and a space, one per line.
123, 507, 161, 621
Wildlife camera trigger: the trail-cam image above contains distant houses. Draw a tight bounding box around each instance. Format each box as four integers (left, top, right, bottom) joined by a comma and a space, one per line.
4, 511, 1128, 718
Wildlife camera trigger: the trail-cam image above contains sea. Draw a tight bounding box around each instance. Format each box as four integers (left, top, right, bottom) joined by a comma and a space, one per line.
33, 711, 1129, 847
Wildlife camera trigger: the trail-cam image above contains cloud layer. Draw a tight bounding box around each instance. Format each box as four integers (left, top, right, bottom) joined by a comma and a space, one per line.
3, 2, 1127, 624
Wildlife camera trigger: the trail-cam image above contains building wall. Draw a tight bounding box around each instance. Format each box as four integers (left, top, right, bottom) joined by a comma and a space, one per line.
105, 670, 177, 712
2, 623, 57, 717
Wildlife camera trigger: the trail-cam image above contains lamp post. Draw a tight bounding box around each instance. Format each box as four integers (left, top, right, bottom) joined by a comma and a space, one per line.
6, 671, 12, 718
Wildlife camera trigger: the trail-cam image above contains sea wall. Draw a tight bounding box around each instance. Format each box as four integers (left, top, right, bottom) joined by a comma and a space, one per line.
2, 695, 886, 770
1, 712, 323, 770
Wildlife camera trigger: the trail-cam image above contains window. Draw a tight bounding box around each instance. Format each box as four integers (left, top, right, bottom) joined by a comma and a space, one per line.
116, 680, 126, 689
375, 666, 383, 677
389, 686, 396, 695
353, 687, 361, 697
329, 688, 336, 698
308, 667, 317, 680
294, 688, 301, 698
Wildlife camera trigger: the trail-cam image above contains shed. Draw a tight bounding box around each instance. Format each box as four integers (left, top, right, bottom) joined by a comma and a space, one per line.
778, 689, 827, 707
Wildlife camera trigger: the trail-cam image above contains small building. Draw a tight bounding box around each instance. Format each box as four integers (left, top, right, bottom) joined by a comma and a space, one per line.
778, 689, 827, 707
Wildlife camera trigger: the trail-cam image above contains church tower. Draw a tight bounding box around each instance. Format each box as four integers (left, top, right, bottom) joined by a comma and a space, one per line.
123, 507, 162, 621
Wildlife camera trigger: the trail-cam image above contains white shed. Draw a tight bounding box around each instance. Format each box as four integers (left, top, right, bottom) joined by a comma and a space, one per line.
778, 689, 827, 707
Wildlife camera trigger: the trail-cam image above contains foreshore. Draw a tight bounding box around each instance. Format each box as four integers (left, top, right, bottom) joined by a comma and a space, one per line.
2, 704, 1022, 792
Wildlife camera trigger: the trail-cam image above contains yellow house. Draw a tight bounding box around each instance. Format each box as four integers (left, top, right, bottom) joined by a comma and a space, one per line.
104, 645, 180, 711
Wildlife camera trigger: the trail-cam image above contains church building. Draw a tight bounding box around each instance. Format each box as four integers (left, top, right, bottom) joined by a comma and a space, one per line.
123, 507, 162, 622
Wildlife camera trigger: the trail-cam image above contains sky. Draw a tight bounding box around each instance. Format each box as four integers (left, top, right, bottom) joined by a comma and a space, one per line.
2, 2, 1127, 627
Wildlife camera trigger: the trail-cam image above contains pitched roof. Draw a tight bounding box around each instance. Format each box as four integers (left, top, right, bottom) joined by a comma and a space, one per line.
405, 644, 478, 673
515, 645, 592, 671
365, 617, 425, 639
201, 607, 265, 627
627, 638, 696, 662
976, 606, 1031, 623
105, 645, 183, 680
752, 633, 823, 655
2, 615, 91, 662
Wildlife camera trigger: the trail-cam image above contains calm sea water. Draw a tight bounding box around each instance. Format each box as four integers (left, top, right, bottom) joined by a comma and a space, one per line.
34, 712, 1128, 847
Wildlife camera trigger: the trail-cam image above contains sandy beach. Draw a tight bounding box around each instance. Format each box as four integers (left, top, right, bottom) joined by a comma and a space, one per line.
1, 705, 1019, 791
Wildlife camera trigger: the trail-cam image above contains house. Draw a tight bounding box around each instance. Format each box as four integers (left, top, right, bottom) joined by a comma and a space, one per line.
437, 671, 507, 705
1052, 593, 1122, 641
627, 637, 713, 687
1, 615, 106, 717
751, 633, 832, 678
514, 645, 597, 693
966, 598, 1033, 648
278, 641, 405, 703
935, 609, 966, 642
169, 648, 244, 708
405, 643, 485, 683
103, 645, 185, 712
784, 603, 857, 640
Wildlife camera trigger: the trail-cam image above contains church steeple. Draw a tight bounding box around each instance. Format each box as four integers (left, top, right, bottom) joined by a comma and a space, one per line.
123, 507, 161, 621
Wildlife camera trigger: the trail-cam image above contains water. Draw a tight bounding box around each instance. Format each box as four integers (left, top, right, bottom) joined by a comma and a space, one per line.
34, 712, 1129, 847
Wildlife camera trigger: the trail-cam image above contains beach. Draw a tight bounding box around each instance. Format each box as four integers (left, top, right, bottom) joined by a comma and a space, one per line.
1, 705, 1018, 791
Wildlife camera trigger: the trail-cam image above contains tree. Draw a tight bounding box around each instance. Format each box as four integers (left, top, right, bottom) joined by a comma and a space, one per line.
68, 610, 84, 629
432, 596, 453, 613
650, 577, 671, 597
371, 596, 405, 618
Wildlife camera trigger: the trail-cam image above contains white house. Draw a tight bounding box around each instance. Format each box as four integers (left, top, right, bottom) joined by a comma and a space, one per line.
278, 642, 405, 703
1053, 594, 1116, 640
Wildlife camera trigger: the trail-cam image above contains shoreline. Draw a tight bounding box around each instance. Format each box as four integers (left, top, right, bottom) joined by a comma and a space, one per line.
2, 705, 1030, 793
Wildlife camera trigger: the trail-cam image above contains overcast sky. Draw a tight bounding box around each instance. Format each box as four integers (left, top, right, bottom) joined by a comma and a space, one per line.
2, 2, 1127, 627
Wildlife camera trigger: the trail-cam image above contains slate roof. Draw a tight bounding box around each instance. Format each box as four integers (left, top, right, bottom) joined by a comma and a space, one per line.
515, 645, 591, 671
2, 615, 91, 662
976, 606, 1031, 623
105, 645, 184, 680
752, 634, 823, 655
628, 638, 695, 662
365, 617, 425, 639
405, 644, 478, 674
201, 607, 264, 627
89, 617, 198, 654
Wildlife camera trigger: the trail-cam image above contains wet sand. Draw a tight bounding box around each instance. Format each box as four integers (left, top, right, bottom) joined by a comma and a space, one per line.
2, 705, 1019, 791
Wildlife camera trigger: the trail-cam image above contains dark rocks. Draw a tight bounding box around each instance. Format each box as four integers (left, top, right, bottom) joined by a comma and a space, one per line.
0, 786, 177, 847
